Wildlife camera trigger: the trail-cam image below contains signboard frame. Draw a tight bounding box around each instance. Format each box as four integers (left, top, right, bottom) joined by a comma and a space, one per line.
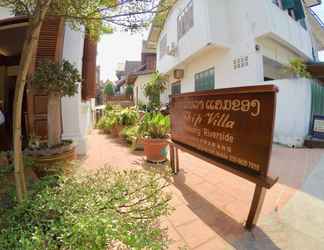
311, 115, 324, 139
169, 85, 279, 230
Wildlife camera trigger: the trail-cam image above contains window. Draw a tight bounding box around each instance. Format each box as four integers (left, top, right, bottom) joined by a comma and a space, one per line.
177, 0, 194, 40
144, 54, 156, 70
195, 68, 215, 92
233, 56, 249, 70
159, 35, 167, 59
273, 0, 306, 24
171, 81, 181, 95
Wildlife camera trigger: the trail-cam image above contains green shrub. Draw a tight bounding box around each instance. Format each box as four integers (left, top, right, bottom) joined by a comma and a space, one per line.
97, 115, 118, 133
31, 60, 80, 97
98, 106, 139, 133
0, 168, 172, 250
104, 82, 115, 96
119, 107, 139, 126
104, 103, 114, 113
288, 58, 311, 79
144, 72, 168, 111
139, 112, 170, 139
125, 84, 134, 96
137, 101, 148, 112
121, 125, 140, 144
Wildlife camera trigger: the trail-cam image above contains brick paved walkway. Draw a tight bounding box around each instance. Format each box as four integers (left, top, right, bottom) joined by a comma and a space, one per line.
81, 130, 324, 250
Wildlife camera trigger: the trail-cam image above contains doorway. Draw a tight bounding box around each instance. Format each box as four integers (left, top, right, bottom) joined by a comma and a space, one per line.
0, 17, 29, 151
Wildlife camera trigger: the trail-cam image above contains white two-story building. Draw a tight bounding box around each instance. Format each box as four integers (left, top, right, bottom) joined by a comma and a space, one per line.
147, 0, 324, 147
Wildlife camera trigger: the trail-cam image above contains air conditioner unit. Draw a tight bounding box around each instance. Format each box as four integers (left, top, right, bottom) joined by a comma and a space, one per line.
174, 69, 184, 79
167, 42, 178, 57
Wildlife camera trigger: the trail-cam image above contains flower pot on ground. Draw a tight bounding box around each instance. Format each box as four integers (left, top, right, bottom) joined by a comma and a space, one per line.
24, 140, 76, 177
26, 60, 81, 174
97, 105, 139, 139
138, 112, 170, 163
121, 125, 144, 150
111, 124, 123, 137
142, 138, 168, 162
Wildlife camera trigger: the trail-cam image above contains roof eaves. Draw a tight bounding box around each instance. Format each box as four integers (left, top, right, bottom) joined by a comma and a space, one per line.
147, 0, 178, 46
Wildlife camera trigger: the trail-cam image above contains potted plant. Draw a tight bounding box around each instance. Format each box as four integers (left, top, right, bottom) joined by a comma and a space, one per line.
98, 106, 139, 138
287, 58, 311, 79
24, 60, 81, 168
138, 112, 170, 163
112, 107, 139, 137
110, 110, 123, 137
97, 115, 116, 134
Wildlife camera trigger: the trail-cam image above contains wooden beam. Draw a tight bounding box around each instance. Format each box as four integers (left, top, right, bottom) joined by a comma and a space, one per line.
245, 184, 267, 230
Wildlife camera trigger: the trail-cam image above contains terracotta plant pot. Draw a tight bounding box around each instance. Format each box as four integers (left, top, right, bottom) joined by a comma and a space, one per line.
111, 125, 123, 137
142, 138, 168, 163
24, 141, 76, 177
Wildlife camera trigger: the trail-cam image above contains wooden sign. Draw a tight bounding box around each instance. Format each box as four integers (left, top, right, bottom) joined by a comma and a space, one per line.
171, 85, 277, 176
169, 85, 279, 229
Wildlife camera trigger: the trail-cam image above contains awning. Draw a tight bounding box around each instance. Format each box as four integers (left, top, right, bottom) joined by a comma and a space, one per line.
307, 62, 324, 84
0, 16, 28, 56
0, 16, 28, 28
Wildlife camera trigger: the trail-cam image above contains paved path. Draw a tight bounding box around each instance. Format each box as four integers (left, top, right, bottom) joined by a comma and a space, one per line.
81, 130, 324, 250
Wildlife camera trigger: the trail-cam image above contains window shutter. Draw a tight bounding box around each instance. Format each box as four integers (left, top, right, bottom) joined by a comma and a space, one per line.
27, 17, 65, 139
311, 82, 324, 117
293, 0, 305, 20
35, 17, 65, 66
195, 68, 215, 91
82, 35, 97, 100
281, 0, 295, 10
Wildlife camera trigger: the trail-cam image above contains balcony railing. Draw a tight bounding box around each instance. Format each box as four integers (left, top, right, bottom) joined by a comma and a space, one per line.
309, 8, 324, 28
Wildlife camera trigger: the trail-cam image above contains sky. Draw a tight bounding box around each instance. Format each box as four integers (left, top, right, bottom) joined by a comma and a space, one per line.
98, 30, 148, 82
98, 3, 324, 83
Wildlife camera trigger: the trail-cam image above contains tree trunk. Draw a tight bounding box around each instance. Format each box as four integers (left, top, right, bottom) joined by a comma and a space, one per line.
47, 92, 62, 147
13, 0, 52, 203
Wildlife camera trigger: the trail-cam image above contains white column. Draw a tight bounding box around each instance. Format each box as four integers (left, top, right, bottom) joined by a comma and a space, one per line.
61, 24, 87, 154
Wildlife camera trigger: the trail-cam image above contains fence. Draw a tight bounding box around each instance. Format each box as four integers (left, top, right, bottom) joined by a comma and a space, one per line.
106, 95, 133, 102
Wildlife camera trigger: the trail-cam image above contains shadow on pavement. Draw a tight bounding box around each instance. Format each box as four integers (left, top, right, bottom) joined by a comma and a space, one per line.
172, 170, 281, 250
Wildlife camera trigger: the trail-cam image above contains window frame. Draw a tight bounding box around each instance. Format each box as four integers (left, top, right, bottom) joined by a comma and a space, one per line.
171, 81, 181, 96
177, 0, 194, 41
159, 34, 167, 59
194, 67, 215, 92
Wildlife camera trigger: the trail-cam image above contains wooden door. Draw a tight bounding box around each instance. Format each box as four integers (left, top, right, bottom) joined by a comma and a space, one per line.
26, 17, 65, 139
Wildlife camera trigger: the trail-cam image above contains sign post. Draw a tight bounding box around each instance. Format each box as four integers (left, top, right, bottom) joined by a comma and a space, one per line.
169, 85, 279, 230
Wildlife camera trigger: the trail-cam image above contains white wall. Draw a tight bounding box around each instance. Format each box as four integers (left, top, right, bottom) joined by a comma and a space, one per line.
165, 46, 263, 95
261, 1, 313, 59
0, 7, 13, 18
263, 79, 312, 147
157, 0, 314, 74
61, 24, 90, 155
157, 0, 230, 74
134, 74, 151, 105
